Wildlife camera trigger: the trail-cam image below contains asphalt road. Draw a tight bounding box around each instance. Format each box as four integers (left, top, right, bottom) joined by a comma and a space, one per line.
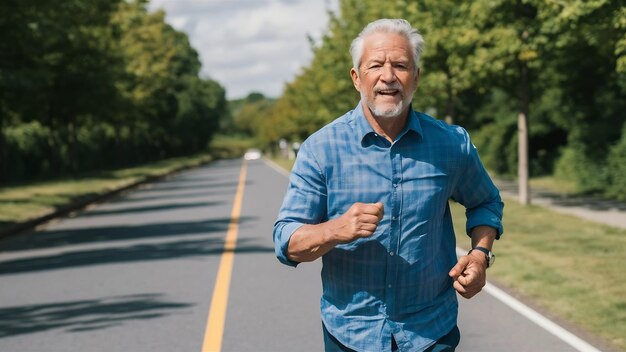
0, 159, 603, 351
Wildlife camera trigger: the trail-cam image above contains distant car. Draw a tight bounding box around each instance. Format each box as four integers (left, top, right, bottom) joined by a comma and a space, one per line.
244, 148, 262, 160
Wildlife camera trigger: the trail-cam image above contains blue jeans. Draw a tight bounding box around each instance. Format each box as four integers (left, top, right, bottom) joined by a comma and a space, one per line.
323, 323, 460, 352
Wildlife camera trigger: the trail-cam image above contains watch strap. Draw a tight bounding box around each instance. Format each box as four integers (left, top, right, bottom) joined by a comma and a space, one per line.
468, 246, 492, 268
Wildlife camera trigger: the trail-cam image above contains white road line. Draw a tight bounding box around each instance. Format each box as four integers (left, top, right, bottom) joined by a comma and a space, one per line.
266, 161, 601, 352
455, 248, 601, 352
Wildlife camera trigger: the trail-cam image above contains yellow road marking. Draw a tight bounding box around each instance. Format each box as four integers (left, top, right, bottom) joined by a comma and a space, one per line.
202, 161, 248, 352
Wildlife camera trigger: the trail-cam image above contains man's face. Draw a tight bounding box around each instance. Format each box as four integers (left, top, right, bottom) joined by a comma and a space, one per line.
351, 32, 420, 119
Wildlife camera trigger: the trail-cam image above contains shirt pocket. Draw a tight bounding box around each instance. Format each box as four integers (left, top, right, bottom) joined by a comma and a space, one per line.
402, 163, 450, 217
326, 161, 389, 215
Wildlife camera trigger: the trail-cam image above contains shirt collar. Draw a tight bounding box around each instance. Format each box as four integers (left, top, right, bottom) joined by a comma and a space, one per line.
352, 100, 423, 144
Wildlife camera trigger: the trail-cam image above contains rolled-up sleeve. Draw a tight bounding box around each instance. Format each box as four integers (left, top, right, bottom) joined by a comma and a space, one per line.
451, 129, 504, 238
273, 141, 328, 266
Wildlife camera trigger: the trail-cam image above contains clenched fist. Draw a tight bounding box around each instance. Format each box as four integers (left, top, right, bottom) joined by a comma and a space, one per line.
286, 202, 385, 263
448, 251, 488, 299
331, 202, 384, 244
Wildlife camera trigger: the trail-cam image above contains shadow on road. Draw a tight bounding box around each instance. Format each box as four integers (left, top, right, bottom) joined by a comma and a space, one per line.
108, 190, 234, 204
77, 201, 225, 217
0, 293, 193, 338
0, 237, 274, 275
142, 181, 242, 192
0, 158, 274, 274
0, 217, 253, 252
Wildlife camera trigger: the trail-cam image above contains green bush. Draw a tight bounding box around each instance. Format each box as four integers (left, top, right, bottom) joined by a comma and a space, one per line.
76, 123, 120, 170
554, 143, 607, 194
4, 121, 168, 181
471, 122, 517, 176
4, 122, 54, 179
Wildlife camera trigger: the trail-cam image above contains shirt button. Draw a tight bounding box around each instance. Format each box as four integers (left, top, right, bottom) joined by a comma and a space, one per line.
393, 183, 398, 188
389, 251, 394, 256
392, 216, 397, 221
388, 284, 392, 288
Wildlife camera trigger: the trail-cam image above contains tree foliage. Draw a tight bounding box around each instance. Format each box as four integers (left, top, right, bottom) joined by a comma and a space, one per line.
254, 0, 625, 199
228, 93, 275, 138
0, 0, 226, 181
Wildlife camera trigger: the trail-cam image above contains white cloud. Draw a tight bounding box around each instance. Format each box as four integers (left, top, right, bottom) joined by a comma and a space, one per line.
148, 0, 339, 99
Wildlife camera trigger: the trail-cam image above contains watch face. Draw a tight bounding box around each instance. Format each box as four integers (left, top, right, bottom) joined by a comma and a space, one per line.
488, 252, 495, 267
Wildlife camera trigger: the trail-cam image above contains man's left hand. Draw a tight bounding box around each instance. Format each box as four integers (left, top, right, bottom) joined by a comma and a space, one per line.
448, 251, 488, 299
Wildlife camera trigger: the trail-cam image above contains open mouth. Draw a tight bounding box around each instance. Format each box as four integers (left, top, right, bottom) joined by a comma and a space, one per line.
377, 89, 400, 97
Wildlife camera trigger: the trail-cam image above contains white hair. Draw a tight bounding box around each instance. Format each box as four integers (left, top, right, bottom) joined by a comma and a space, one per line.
350, 18, 425, 74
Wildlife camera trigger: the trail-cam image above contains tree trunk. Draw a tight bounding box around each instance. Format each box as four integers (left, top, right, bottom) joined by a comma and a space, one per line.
68, 121, 78, 175
518, 62, 530, 205
445, 70, 455, 125
518, 111, 529, 204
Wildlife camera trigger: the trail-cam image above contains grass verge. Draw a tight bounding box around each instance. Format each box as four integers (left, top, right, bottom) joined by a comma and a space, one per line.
451, 198, 624, 350
0, 152, 212, 231
529, 175, 579, 195
268, 157, 295, 173
275, 157, 625, 350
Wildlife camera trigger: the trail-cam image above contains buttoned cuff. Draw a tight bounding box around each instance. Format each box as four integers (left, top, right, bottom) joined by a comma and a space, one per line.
274, 222, 304, 267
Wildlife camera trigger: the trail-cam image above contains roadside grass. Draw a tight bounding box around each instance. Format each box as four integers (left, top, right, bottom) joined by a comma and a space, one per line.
529, 175, 579, 195
273, 157, 625, 350
268, 157, 295, 173
451, 199, 625, 350
0, 153, 212, 229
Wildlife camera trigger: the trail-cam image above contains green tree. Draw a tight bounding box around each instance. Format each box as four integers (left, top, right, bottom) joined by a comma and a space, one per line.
432, 0, 624, 202
0, 0, 123, 176
544, 1, 626, 193
111, 0, 225, 160
232, 93, 274, 137
254, 0, 625, 200
173, 77, 226, 153
0, 0, 227, 182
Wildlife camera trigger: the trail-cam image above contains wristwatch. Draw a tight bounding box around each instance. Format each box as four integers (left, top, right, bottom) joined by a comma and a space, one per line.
468, 246, 495, 268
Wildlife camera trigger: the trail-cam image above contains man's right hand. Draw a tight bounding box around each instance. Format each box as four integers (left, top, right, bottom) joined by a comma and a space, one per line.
329, 202, 384, 244
286, 202, 384, 263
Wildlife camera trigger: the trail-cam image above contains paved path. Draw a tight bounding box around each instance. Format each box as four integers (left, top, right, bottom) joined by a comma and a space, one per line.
495, 179, 626, 229
0, 159, 606, 351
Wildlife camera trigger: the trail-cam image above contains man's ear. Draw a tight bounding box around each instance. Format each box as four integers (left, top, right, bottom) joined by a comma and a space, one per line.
350, 67, 361, 92
414, 67, 421, 85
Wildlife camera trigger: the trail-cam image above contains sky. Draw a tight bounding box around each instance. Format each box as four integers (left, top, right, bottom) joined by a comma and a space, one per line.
148, 0, 340, 100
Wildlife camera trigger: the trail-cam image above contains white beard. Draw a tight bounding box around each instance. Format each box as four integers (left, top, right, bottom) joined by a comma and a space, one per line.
361, 89, 413, 119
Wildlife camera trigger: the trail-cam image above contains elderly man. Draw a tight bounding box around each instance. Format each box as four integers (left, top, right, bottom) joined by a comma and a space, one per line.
273, 18, 503, 352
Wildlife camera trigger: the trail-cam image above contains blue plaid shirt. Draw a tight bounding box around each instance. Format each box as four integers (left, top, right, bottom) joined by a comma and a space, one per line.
273, 103, 504, 351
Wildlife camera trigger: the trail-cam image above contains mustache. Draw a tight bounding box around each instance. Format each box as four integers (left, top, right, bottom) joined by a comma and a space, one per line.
373, 84, 403, 94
